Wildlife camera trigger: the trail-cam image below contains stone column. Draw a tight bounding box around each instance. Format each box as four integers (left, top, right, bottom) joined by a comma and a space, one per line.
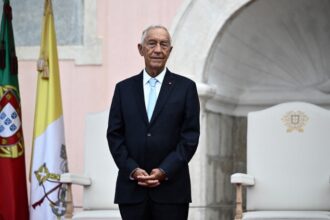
188, 83, 214, 220
189, 82, 247, 220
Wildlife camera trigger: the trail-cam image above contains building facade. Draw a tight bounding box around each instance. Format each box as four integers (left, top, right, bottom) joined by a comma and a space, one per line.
14, 0, 330, 219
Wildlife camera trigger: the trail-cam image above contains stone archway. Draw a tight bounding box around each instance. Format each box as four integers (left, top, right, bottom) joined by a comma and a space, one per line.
168, 0, 330, 219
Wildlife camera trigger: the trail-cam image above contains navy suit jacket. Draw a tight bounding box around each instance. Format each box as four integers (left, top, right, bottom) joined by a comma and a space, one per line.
107, 69, 200, 204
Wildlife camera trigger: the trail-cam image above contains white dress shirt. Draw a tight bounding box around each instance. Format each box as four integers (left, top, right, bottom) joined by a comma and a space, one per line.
143, 68, 166, 110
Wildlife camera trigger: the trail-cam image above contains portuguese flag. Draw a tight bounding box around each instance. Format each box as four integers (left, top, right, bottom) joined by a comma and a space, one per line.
0, 0, 29, 220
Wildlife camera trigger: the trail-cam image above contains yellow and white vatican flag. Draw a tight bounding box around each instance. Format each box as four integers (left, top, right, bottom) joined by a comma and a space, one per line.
30, 0, 71, 219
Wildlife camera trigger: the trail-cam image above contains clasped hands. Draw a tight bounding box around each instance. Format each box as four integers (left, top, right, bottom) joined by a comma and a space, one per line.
132, 168, 166, 188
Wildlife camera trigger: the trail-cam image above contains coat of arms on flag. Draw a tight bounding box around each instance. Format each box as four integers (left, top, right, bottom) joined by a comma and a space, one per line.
31, 144, 69, 217
0, 89, 23, 158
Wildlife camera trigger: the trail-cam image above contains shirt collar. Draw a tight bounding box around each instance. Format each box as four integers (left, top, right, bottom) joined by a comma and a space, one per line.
143, 68, 167, 85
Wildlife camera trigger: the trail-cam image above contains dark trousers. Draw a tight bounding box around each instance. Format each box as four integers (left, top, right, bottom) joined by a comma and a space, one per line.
119, 198, 189, 220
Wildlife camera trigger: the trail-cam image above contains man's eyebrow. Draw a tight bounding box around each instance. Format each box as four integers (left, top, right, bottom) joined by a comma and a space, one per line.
147, 39, 170, 42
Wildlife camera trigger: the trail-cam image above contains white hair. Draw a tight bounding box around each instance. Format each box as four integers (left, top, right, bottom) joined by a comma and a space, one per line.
140, 25, 172, 45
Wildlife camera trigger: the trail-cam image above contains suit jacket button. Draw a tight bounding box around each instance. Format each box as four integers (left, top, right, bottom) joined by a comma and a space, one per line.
147, 133, 151, 137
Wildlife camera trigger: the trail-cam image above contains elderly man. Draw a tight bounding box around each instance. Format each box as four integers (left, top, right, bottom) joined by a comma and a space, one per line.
107, 25, 200, 220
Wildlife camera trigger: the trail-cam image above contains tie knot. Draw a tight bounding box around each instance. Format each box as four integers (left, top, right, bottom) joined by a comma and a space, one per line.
149, 78, 157, 87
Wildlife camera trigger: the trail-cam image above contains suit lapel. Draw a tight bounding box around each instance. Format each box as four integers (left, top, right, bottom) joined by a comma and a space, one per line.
133, 72, 149, 125
150, 70, 175, 124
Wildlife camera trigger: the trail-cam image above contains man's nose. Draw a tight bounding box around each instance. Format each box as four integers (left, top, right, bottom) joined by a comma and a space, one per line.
153, 43, 162, 52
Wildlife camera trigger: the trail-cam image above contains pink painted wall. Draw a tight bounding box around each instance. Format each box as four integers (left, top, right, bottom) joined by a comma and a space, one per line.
19, 0, 184, 208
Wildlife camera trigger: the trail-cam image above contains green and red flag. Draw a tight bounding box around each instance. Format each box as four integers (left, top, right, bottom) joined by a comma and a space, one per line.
0, 0, 29, 220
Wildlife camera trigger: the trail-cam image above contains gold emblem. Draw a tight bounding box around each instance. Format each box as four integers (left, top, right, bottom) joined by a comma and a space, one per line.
34, 163, 60, 184
32, 145, 69, 217
0, 142, 24, 158
282, 111, 309, 132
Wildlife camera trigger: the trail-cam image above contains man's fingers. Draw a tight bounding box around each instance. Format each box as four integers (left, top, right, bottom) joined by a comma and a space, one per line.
132, 168, 149, 180
136, 175, 154, 180
135, 168, 165, 186
137, 179, 160, 185
137, 180, 160, 187
137, 181, 149, 186
140, 170, 149, 176
146, 179, 159, 184
136, 170, 161, 187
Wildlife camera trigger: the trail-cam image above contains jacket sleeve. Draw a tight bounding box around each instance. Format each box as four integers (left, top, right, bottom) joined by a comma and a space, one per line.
158, 81, 200, 179
107, 84, 139, 175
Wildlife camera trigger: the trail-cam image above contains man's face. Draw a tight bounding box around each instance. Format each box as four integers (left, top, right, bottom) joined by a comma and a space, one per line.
138, 28, 172, 76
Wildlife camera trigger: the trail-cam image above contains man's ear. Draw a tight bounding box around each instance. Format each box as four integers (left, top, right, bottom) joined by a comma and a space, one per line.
138, 44, 143, 56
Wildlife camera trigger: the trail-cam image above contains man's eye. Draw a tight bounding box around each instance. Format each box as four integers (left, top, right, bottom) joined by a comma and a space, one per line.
147, 42, 156, 47
161, 43, 170, 48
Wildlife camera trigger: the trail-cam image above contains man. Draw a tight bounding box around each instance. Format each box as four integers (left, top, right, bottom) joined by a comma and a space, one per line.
107, 25, 200, 220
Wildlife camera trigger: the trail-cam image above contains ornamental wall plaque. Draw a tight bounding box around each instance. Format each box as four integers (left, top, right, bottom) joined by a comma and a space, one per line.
282, 111, 309, 132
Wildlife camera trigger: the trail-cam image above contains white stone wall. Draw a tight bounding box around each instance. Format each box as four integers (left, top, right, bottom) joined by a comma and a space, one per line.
189, 110, 247, 220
